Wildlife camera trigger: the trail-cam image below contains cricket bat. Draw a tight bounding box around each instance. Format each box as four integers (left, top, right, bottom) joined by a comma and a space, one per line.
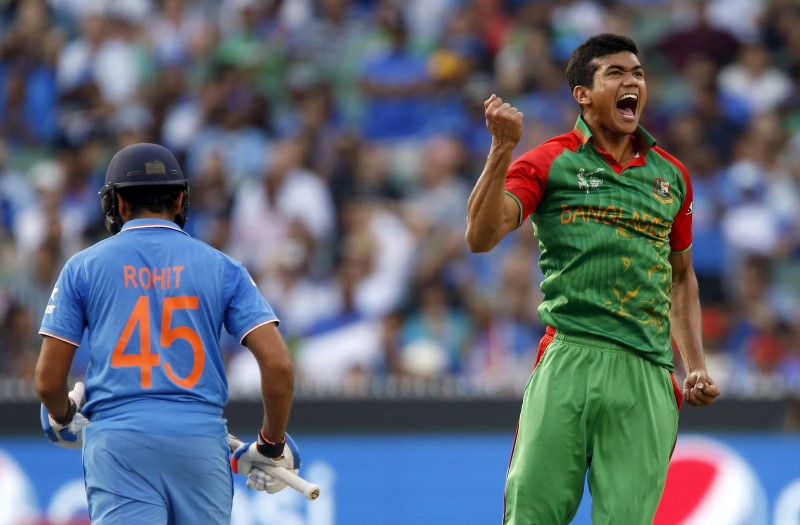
227, 433, 321, 501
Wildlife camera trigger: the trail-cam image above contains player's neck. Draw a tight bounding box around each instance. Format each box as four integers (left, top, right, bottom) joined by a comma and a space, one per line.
589, 128, 636, 165
125, 211, 175, 222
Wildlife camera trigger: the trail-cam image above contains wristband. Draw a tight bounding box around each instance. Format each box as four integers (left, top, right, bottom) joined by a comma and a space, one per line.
256, 429, 286, 458
52, 398, 77, 426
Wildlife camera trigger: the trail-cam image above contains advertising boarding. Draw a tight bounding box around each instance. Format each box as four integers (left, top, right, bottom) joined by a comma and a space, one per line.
0, 433, 798, 525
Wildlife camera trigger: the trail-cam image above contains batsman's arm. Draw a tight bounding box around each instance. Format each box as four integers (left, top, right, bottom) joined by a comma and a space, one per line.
35, 336, 79, 422
242, 322, 294, 443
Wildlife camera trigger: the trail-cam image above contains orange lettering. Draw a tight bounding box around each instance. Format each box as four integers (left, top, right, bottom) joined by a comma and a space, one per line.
633, 212, 649, 232
111, 295, 204, 389
173, 266, 184, 288
111, 296, 160, 387
161, 296, 203, 389
560, 205, 572, 224
603, 206, 618, 225
139, 268, 151, 289
123, 266, 137, 287
587, 206, 603, 222
152, 267, 166, 289
655, 218, 671, 238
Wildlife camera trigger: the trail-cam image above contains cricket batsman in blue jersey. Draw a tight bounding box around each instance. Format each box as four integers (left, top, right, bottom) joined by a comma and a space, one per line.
35, 143, 299, 524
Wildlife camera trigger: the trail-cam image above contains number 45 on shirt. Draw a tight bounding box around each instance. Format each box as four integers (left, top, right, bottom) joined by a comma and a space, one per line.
112, 296, 204, 389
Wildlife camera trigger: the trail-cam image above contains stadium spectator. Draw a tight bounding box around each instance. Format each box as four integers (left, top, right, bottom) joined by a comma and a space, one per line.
183, 63, 271, 189
652, 0, 741, 72
284, 0, 374, 126
0, 300, 40, 379
227, 136, 335, 274
398, 278, 471, 379
0, 139, 37, 238
466, 241, 545, 394
55, 3, 148, 108
717, 41, 794, 117
0, 0, 60, 146
357, 6, 431, 141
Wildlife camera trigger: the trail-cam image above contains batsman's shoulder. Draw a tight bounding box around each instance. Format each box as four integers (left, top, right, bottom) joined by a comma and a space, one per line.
180, 234, 232, 261
199, 241, 255, 280
64, 242, 102, 272
71, 237, 127, 276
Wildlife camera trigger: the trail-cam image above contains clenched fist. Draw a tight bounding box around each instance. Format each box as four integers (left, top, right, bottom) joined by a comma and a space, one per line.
484, 94, 524, 148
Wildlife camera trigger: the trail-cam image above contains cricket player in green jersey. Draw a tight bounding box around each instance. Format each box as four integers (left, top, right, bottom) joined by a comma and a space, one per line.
466, 34, 721, 524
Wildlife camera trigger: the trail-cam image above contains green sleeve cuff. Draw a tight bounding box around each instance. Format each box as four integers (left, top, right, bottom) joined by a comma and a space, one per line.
505, 191, 524, 228
671, 243, 692, 255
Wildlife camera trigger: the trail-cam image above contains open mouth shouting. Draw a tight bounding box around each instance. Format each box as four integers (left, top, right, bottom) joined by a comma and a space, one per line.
616, 93, 639, 122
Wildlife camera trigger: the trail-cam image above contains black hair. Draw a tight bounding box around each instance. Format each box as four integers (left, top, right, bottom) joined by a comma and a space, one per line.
566, 34, 639, 91
117, 185, 182, 216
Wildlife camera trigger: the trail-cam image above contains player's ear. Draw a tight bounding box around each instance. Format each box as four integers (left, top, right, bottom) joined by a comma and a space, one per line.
573, 85, 590, 107
174, 186, 189, 228
116, 192, 129, 218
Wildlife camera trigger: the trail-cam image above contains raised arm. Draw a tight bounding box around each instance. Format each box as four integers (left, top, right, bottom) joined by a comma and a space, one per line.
669, 249, 721, 406
465, 95, 525, 253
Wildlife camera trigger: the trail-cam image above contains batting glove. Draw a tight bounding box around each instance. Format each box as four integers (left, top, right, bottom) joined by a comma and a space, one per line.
245, 468, 279, 492
231, 431, 301, 494
40, 381, 90, 449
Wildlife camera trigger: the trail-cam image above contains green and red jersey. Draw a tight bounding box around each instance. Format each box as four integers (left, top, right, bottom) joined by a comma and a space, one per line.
506, 116, 693, 369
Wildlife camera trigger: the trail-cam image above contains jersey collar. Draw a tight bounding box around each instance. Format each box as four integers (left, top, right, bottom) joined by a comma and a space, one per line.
572, 114, 657, 155
119, 218, 190, 235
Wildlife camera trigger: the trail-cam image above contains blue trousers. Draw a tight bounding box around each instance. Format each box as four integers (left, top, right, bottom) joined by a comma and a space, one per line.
83, 425, 233, 524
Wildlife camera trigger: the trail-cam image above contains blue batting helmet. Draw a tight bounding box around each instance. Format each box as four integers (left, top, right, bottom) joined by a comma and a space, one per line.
98, 143, 190, 234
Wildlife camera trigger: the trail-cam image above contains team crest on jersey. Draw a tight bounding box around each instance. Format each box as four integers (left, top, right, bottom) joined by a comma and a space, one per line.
145, 160, 166, 175
577, 168, 605, 192
652, 177, 673, 203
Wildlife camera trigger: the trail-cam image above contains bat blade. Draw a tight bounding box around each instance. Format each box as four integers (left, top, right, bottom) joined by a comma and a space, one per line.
228, 433, 321, 501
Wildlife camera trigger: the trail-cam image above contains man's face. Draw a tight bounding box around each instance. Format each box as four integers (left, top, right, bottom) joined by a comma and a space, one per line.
583, 51, 646, 135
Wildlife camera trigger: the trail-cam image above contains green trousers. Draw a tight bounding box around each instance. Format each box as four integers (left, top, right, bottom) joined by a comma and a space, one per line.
504, 328, 680, 525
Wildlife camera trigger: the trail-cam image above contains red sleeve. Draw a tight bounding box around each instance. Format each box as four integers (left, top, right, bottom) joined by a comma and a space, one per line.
505, 140, 567, 224
657, 147, 693, 252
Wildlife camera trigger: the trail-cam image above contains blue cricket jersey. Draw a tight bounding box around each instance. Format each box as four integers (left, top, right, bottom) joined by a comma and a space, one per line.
40, 219, 278, 434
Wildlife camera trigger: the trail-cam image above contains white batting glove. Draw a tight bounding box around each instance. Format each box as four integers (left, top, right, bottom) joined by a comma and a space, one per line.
40, 382, 91, 449
231, 431, 301, 494
245, 468, 279, 492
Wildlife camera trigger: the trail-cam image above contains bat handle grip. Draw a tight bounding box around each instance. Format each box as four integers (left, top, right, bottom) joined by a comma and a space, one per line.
262, 465, 321, 501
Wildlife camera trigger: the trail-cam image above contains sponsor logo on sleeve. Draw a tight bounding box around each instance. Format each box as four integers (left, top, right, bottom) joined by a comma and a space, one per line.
45, 287, 58, 314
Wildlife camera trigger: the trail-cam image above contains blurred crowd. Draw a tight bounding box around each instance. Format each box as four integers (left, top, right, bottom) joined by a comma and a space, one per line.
0, 0, 799, 399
